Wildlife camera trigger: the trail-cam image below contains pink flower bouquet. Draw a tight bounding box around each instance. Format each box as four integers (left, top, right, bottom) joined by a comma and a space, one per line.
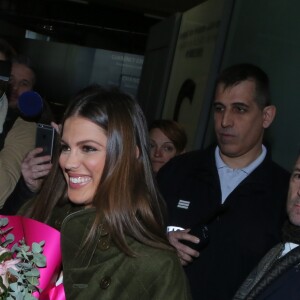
0, 215, 65, 299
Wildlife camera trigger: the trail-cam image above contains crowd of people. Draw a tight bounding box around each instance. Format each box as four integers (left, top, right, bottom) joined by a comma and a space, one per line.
0, 37, 299, 300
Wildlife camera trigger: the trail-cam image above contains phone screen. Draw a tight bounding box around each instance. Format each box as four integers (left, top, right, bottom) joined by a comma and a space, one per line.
35, 123, 56, 159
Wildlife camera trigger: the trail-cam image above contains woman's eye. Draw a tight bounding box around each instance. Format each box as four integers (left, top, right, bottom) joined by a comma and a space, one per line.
163, 146, 175, 152
60, 144, 70, 152
82, 145, 97, 152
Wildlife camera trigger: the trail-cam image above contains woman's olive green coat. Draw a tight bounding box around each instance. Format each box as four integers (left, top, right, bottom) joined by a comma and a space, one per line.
60, 208, 192, 300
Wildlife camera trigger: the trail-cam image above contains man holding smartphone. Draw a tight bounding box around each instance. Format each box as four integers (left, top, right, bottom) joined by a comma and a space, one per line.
0, 48, 55, 212
0, 42, 37, 209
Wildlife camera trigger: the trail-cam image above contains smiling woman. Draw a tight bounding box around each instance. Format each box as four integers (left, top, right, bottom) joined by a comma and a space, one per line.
20, 85, 192, 300
59, 116, 107, 207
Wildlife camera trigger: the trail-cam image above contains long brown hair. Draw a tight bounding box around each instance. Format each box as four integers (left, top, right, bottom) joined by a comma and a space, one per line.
26, 85, 172, 255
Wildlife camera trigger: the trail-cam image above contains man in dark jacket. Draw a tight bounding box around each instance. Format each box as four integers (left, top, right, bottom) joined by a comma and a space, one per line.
234, 152, 300, 300
157, 64, 290, 300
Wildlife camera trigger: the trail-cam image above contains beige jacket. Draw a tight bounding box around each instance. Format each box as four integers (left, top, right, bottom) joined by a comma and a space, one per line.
0, 117, 36, 208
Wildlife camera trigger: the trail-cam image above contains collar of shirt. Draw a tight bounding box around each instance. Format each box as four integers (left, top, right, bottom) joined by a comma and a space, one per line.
215, 145, 267, 174
215, 145, 267, 203
281, 242, 299, 257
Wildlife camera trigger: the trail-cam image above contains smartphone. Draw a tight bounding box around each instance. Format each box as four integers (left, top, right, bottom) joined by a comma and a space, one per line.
35, 123, 56, 161
181, 224, 209, 251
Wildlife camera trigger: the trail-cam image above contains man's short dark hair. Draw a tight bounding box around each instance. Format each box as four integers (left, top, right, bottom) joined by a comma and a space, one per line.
216, 63, 271, 109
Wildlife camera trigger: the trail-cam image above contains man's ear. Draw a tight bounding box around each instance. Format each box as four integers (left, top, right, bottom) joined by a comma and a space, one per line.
262, 105, 276, 128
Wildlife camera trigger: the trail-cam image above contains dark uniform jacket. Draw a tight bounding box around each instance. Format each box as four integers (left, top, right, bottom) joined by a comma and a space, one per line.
157, 146, 290, 300
60, 208, 192, 300
234, 243, 300, 299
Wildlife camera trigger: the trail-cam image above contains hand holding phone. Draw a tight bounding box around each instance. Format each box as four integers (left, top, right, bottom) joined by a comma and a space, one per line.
22, 147, 53, 192
35, 123, 56, 161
